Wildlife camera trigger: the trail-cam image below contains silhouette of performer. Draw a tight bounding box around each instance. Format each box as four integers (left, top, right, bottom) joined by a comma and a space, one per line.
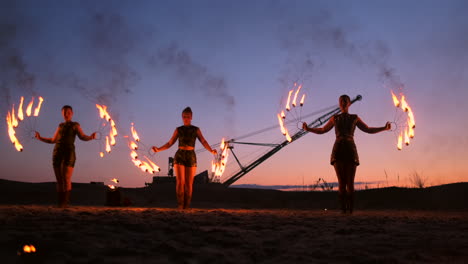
35, 105, 96, 208
152, 107, 217, 209
303, 95, 390, 213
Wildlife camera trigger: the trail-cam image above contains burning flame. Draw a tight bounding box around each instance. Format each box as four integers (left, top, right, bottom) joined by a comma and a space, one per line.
23, 245, 36, 253
285, 90, 293, 111
292, 84, 302, 107
144, 156, 161, 173
276, 113, 292, 142
130, 141, 138, 150
18, 96, 24, 121
397, 132, 403, 150
26, 97, 34, 117
300, 94, 306, 107
131, 151, 138, 160
105, 136, 111, 153
6, 111, 23, 152
131, 123, 140, 142
390, 92, 416, 150
391, 90, 400, 107
212, 138, 230, 177
33, 96, 44, 116
111, 178, 119, 183
96, 104, 118, 157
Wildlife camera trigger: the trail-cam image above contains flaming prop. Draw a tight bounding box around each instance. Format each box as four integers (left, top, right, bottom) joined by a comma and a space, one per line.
6, 96, 44, 152
391, 90, 416, 150
212, 138, 230, 179
126, 123, 160, 175
96, 104, 118, 157
277, 82, 307, 142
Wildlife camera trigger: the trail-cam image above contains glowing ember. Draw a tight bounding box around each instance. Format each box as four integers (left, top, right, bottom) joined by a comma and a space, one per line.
100, 152, 104, 158
33, 96, 44, 116
108, 185, 116, 189
111, 178, 119, 183
23, 245, 36, 253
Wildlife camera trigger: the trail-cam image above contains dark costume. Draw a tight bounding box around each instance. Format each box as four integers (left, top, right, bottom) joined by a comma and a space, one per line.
174, 125, 198, 167
53, 122, 78, 168
330, 113, 360, 166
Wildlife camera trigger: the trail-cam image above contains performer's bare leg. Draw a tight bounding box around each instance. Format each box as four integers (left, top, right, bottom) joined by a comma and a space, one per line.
174, 164, 185, 209
334, 163, 347, 213
183, 166, 196, 209
54, 164, 65, 207
344, 163, 357, 213
62, 166, 74, 207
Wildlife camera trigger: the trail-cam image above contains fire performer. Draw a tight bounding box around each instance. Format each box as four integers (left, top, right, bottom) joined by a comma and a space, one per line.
152, 107, 217, 209
302, 95, 390, 213
35, 105, 96, 208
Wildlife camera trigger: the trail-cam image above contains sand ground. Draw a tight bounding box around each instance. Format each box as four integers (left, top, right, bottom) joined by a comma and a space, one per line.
1, 205, 468, 264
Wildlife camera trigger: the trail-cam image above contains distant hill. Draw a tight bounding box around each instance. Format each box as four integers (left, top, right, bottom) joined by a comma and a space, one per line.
0, 179, 467, 210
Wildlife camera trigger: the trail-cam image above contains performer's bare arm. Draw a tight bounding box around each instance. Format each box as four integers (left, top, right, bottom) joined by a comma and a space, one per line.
76, 123, 96, 141
197, 128, 217, 155
152, 129, 178, 152
357, 117, 391, 134
302, 116, 335, 134
35, 127, 59, 144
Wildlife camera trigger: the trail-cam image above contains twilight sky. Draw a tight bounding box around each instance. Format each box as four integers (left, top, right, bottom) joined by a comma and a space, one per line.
1, 0, 467, 188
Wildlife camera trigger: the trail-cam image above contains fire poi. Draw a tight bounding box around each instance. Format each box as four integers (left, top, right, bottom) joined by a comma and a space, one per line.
6, 96, 44, 152
277, 82, 307, 142
126, 123, 160, 174
211, 137, 230, 180
95, 104, 118, 157
390, 90, 416, 150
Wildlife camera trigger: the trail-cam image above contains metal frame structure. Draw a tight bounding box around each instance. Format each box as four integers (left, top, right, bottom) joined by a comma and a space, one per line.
222, 95, 362, 186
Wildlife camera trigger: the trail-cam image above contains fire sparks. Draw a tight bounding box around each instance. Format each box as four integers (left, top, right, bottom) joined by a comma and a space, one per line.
391, 91, 416, 150
96, 104, 118, 157
6, 96, 44, 152
127, 123, 160, 175
212, 138, 230, 178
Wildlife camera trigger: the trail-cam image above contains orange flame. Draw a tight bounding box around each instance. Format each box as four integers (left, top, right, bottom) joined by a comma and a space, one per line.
109, 127, 116, 146
397, 132, 403, 150
131, 123, 140, 142
404, 127, 410, 146
220, 138, 225, 150
6, 111, 23, 152
26, 97, 34, 117
400, 96, 410, 112
131, 151, 138, 160
300, 94, 306, 107
144, 156, 161, 173
285, 90, 293, 111
11, 105, 19, 128
18, 96, 24, 121
277, 114, 286, 135
23, 245, 36, 253
292, 84, 302, 107
130, 141, 138, 150
96, 104, 111, 121
391, 90, 400, 107
111, 178, 119, 183
33, 96, 44, 116
100, 152, 104, 158
281, 110, 286, 119
105, 136, 111, 153
108, 185, 116, 189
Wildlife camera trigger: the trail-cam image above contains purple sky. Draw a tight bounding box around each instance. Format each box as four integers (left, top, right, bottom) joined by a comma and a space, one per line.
1, 0, 467, 188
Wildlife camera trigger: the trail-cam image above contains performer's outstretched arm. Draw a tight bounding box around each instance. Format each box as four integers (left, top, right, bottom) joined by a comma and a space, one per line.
302, 116, 335, 134
76, 123, 96, 141
356, 117, 391, 134
35, 127, 59, 144
152, 129, 178, 152
196, 128, 217, 155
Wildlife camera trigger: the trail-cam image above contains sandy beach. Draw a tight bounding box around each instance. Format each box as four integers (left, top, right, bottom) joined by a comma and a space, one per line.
1, 180, 468, 263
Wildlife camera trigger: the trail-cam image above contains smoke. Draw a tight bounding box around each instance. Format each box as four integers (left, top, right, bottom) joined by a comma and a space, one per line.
0, 19, 37, 112
148, 42, 235, 108
49, 12, 140, 107
276, 8, 405, 93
